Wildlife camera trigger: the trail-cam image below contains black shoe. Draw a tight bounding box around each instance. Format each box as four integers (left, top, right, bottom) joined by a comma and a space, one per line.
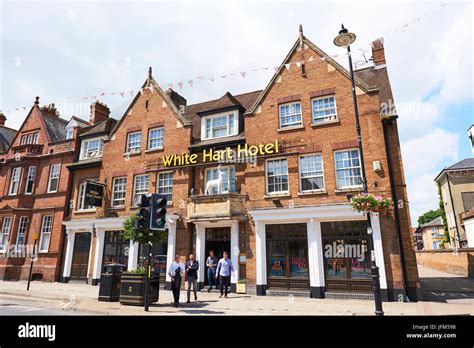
186, 300, 190, 303
175, 303, 178, 307
195, 296, 198, 301
208, 288, 211, 293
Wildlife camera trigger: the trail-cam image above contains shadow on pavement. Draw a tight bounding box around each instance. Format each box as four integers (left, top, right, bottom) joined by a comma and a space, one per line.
420, 276, 474, 302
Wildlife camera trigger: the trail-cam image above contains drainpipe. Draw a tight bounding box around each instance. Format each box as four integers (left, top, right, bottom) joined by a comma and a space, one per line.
446, 172, 462, 248
382, 118, 409, 300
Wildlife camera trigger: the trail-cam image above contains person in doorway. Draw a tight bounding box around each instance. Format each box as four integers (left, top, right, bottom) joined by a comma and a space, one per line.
206, 250, 218, 292
215, 251, 234, 298
168, 254, 185, 307
185, 254, 199, 303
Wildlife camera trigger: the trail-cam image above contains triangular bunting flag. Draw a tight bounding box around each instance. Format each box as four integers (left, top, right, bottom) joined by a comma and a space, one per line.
240, 72, 246, 78
219, 75, 227, 79
274, 66, 280, 72
296, 61, 302, 68
308, 56, 314, 62
178, 82, 183, 89
209, 77, 214, 82
285, 63, 291, 70
188, 80, 193, 88
119, 92, 125, 97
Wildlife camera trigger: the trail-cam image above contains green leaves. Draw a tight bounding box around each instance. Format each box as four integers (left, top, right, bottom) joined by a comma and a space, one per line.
122, 213, 167, 244
350, 193, 393, 214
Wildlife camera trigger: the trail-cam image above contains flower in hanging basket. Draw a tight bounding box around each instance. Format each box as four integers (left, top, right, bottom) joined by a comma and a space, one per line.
350, 193, 393, 214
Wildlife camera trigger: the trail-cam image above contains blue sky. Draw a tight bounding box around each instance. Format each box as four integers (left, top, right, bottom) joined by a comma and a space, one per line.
1, 0, 473, 225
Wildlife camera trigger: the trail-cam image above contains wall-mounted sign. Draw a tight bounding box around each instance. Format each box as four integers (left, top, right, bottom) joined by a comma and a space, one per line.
84, 182, 104, 207
161, 140, 280, 167
239, 253, 247, 264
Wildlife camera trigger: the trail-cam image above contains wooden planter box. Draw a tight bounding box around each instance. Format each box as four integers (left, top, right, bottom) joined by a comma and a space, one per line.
119, 273, 159, 306
236, 283, 246, 294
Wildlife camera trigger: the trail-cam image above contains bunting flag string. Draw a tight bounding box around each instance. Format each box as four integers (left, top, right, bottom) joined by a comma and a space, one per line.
0, 51, 362, 114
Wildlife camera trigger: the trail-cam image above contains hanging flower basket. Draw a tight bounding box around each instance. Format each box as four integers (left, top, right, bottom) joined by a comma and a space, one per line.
350, 193, 393, 215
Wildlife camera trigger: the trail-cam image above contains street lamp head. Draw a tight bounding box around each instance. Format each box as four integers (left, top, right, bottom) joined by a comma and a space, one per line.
333, 24, 356, 47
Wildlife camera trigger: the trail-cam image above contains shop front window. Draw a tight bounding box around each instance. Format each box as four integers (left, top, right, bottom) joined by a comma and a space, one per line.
102, 231, 129, 268
288, 241, 309, 277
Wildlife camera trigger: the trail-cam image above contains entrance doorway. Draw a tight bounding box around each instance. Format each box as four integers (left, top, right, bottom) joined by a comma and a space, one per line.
204, 227, 230, 286
266, 223, 310, 290
321, 221, 372, 293
71, 233, 91, 280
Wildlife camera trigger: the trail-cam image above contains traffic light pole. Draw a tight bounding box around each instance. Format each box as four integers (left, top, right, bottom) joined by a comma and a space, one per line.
144, 238, 152, 312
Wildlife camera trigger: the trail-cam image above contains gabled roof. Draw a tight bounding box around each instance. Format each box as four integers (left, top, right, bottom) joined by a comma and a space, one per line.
245, 35, 378, 115
420, 216, 444, 228
41, 112, 69, 142
0, 126, 17, 153
434, 158, 474, 182
79, 118, 118, 138
109, 68, 191, 138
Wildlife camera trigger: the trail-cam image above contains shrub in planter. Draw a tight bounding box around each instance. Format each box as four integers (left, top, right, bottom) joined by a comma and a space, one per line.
120, 214, 166, 306
120, 267, 159, 306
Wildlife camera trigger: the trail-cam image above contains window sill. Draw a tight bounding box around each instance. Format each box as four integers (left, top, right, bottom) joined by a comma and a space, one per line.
47, 191, 58, 194
334, 187, 363, 193
311, 119, 339, 127
264, 193, 291, 199
145, 147, 164, 154
298, 190, 327, 196
108, 206, 126, 211
124, 151, 141, 157
74, 209, 97, 214
277, 125, 304, 132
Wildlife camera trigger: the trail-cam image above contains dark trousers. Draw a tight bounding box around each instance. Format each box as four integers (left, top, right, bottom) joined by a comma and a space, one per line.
219, 275, 230, 296
171, 280, 181, 304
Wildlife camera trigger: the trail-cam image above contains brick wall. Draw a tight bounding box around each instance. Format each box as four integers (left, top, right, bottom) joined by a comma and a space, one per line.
416, 249, 474, 277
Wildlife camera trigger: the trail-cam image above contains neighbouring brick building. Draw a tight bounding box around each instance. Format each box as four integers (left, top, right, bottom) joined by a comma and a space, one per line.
0, 98, 89, 281
61, 28, 420, 301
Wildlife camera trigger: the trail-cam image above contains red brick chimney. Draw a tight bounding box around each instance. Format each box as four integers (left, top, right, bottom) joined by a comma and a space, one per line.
89, 101, 110, 125
40, 103, 59, 117
0, 112, 6, 126
372, 38, 386, 66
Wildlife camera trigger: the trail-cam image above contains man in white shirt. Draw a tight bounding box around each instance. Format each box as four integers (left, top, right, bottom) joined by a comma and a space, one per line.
216, 251, 234, 298
168, 254, 185, 307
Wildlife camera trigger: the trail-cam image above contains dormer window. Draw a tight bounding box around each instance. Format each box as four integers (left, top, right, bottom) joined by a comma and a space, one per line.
80, 137, 104, 160
66, 128, 74, 140
20, 132, 39, 145
202, 111, 238, 140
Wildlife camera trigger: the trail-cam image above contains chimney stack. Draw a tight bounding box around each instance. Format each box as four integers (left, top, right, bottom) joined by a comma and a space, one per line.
89, 101, 110, 125
0, 112, 6, 126
40, 103, 59, 117
371, 38, 386, 66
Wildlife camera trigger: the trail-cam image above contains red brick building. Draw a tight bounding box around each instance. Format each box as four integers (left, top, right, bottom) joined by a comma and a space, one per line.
0, 99, 88, 281
61, 29, 420, 301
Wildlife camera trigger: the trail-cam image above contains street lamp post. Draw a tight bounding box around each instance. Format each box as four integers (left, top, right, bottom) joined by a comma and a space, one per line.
334, 24, 384, 316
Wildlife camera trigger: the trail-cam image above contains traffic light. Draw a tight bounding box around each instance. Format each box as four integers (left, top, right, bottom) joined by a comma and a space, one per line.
151, 194, 167, 230
136, 194, 152, 230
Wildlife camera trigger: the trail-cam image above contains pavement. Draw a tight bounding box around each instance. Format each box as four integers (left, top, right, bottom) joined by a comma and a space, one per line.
0, 265, 473, 316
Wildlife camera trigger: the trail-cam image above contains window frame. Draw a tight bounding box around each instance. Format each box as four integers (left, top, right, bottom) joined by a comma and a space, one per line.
334, 148, 363, 190
126, 131, 142, 154
157, 171, 173, 205
311, 95, 338, 124
39, 215, 53, 252
132, 174, 149, 206
76, 181, 96, 211
47, 164, 61, 193
80, 137, 104, 160
201, 110, 238, 140
147, 127, 164, 150
204, 165, 236, 195
32, 132, 39, 144
25, 166, 37, 195
0, 217, 12, 252
66, 128, 74, 140
9, 167, 22, 196
15, 216, 29, 250
111, 177, 127, 208
265, 157, 290, 195
279, 101, 303, 128
298, 153, 325, 192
